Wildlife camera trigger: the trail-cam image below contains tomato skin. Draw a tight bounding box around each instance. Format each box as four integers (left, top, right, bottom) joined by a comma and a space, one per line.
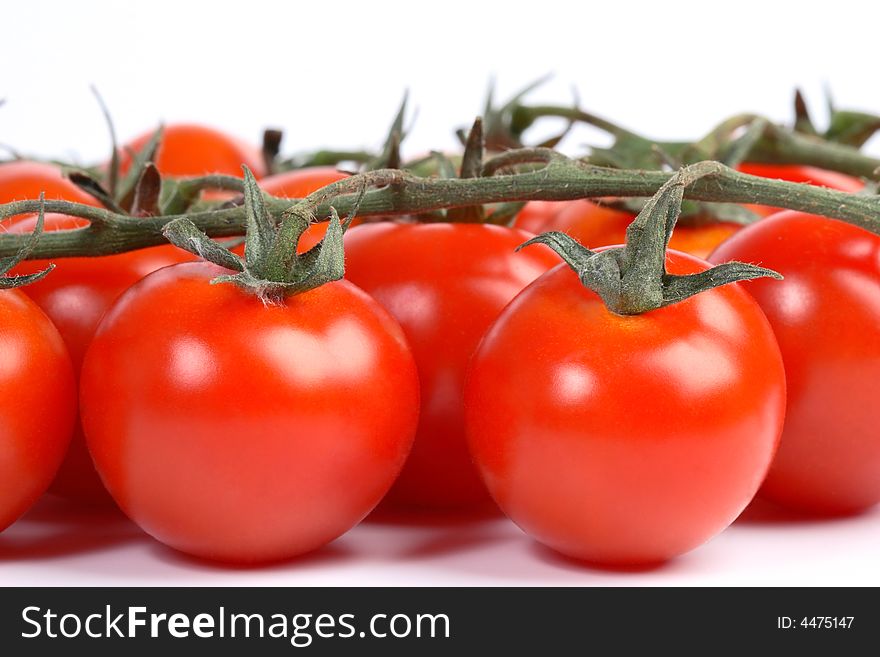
0, 289, 76, 531
507, 165, 861, 240
259, 168, 352, 252
9, 214, 193, 503
118, 124, 265, 178
545, 201, 739, 259
710, 211, 880, 515
0, 161, 100, 225
259, 167, 348, 198
736, 163, 863, 216
512, 201, 573, 233
80, 262, 419, 562
344, 223, 559, 510
465, 252, 786, 564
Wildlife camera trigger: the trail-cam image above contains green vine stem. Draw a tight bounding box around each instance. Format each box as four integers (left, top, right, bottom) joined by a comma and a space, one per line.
1, 153, 879, 259
510, 105, 880, 180
0, 196, 54, 288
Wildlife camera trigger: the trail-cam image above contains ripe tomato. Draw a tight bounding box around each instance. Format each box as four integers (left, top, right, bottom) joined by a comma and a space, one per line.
544, 201, 740, 259
260, 167, 348, 198
9, 214, 193, 504
512, 201, 572, 234
0, 161, 100, 224
0, 289, 76, 531
465, 251, 786, 564
118, 123, 265, 178
259, 168, 352, 252
79, 262, 419, 562
736, 163, 863, 216
344, 223, 559, 510
710, 211, 880, 515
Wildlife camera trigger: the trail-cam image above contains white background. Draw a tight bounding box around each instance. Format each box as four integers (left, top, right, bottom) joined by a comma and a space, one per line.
2, 0, 880, 586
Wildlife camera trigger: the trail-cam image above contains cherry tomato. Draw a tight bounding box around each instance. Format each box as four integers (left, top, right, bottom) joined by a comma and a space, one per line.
710, 211, 880, 515
0, 288, 76, 531
9, 214, 193, 504
118, 123, 265, 178
736, 163, 863, 216
0, 161, 100, 225
259, 168, 352, 252
344, 223, 559, 510
80, 262, 419, 562
465, 251, 786, 564
512, 201, 573, 234
544, 201, 740, 259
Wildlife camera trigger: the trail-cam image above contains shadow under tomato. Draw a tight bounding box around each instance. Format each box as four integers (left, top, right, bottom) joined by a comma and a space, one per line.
0, 496, 145, 562
529, 543, 676, 576
397, 524, 510, 560
12, 494, 125, 525
147, 540, 355, 573
734, 497, 868, 526
365, 505, 502, 528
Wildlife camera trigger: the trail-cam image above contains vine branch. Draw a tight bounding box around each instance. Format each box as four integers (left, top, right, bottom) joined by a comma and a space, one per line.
1, 154, 878, 259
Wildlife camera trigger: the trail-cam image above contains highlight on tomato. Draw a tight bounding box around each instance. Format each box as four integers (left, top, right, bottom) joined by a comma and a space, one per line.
79, 168, 419, 562
8, 213, 194, 504
0, 217, 77, 532
465, 169, 787, 565
710, 211, 880, 515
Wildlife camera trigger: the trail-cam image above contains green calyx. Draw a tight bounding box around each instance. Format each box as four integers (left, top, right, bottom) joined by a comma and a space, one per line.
0, 197, 54, 289
419, 116, 529, 227
62, 113, 246, 218
793, 87, 880, 148
446, 117, 487, 224
162, 166, 358, 304
505, 84, 880, 174
518, 163, 782, 316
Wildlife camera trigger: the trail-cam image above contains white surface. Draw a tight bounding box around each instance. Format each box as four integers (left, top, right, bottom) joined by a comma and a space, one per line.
3, 496, 880, 587
2, 1, 879, 162
1, 1, 880, 587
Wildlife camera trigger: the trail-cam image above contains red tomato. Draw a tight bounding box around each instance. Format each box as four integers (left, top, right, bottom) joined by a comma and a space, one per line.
710, 211, 880, 515
736, 163, 863, 216
80, 262, 419, 562
344, 223, 559, 510
118, 124, 265, 179
465, 251, 786, 564
545, 201, 740, 259
260, 167, 349, 198
0, 289, 76, 531
0, 161, 100, 225
9, 214, 193, 504
259, 168, 352, 252
512, 201, 572, 234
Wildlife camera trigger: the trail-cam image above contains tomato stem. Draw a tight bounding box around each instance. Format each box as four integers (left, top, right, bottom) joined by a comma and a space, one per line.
0, 195, 54, 288
162, 167, 362, 302
1, 154, 879, 260
511, 103, 880, 180
446, 117, 487, 224
518, 164, 781, 315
